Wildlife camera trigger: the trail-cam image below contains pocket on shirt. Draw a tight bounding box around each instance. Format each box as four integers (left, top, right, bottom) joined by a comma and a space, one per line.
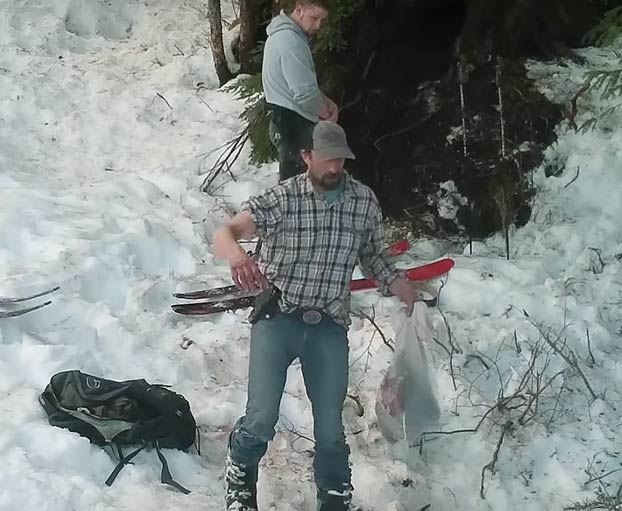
282, 214, 315, 264
337, 214, 368, 258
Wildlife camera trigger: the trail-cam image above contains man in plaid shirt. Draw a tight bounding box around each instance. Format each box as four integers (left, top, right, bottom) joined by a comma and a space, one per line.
214, 121, 422, 511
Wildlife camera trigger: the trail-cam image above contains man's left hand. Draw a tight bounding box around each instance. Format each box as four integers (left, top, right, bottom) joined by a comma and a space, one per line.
388, 277, 423, 316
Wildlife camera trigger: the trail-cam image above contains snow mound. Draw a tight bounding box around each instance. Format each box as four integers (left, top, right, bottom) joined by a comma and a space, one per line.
64, 0, 142, 40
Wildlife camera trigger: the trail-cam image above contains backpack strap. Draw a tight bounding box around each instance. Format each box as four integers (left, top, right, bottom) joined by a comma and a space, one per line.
155, 442, 191, 494
195, 426, 201, 456
105, 444, 145, 486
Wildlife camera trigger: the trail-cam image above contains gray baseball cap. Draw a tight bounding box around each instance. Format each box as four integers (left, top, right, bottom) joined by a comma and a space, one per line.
312, 121, 356, 160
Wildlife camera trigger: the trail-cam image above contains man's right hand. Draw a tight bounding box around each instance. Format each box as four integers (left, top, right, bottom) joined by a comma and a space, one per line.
320, 95, 339, 122
229, 248, 268, 291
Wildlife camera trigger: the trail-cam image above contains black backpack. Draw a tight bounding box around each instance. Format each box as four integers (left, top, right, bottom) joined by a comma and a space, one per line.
39, 370, 198, 493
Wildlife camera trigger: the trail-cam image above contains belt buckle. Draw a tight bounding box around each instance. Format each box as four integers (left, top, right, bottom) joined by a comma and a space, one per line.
301, 309, 322, 325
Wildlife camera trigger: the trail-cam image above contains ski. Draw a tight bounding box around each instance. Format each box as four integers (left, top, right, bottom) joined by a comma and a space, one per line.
0, 301, 52, 318
171, 258, 455, 316
0, 285, 60, 305
173, 239, 412, 301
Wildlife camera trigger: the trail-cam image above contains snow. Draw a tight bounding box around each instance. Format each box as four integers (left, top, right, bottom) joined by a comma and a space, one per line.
1, 1, 621, 510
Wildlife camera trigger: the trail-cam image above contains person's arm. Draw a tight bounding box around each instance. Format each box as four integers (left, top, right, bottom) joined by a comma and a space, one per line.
358, 199, 422, 315
213, 188, 282, 291
280, 50, 331, 119
213, 212, 266, 291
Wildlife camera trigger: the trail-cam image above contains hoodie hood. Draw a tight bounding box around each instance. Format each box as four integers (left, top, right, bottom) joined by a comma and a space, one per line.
262, 10, 321, 122
266, 10, 308, 40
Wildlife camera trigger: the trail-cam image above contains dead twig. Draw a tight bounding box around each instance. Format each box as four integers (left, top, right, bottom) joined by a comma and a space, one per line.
280, 416, 315, 445
565, 482, 622, 510
566, 81, 591, 131
518, 368, 567, 426
480, 421, 512, 498
496, 56, 506, 158
540, 326, 598, 401
586, 328, 596, 366
431, 337, 457, 391
199, 131, 245, 191
195, 90, 215, 112
465, 354, 491, 370
547, 374, 566, 428
362, 50, 376, 80
437, 277, 463, 354
352, 306, 394, 352
585, 469, 622, 487
564, 165, 581, 188
156, 93, 173, 110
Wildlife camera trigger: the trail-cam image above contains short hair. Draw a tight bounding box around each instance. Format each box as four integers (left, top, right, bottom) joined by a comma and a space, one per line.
290, 0, 331, 11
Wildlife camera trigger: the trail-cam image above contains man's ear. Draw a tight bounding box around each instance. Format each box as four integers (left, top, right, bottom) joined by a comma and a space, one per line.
291, 3, 303, 17
301, 150, 312, 167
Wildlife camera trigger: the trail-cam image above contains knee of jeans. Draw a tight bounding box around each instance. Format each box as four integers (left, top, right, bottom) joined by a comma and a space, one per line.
242, 411, 280, 442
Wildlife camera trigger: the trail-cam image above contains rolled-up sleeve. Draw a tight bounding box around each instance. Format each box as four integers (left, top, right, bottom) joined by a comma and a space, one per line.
240, 188, 282, 238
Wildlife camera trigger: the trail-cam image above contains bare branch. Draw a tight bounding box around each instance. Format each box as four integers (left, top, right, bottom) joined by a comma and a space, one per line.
585, 469, 622, 487
586, 328, 596, 366
436, 277, 463, 354
564, 165, 581, 188
540, 328, 598, 401
156, 92, 173, 110
547, 373, 566, 428
480, 421, 512, 499
465, 354, 491, 370
280, 416, 315, 445
352, 306, 395, 352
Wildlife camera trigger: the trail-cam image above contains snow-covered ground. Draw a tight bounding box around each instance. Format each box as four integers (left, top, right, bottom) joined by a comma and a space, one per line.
1, 1, 621, 510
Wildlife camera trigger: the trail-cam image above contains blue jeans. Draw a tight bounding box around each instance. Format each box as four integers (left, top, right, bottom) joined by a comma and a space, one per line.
229, 311, 351, 492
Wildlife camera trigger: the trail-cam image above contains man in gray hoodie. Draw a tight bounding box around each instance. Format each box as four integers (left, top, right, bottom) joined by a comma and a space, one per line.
262, 0, 339, 181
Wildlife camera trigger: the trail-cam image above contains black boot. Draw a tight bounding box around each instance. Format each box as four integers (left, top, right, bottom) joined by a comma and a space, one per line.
225, 450, 258, 511
317, 485, 353, 511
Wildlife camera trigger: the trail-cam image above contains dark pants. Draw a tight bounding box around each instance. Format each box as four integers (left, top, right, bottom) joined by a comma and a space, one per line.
228, 311, 351, 493
267, 104, 316, 181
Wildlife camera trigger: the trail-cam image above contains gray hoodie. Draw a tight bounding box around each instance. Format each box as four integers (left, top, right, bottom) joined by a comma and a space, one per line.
262, 11, 323, 122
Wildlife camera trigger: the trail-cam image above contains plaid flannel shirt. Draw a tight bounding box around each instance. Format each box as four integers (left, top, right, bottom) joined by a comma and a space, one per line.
241, 172, 399, 327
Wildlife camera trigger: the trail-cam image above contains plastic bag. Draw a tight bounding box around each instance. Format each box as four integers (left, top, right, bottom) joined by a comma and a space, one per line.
375, 302, 440, 444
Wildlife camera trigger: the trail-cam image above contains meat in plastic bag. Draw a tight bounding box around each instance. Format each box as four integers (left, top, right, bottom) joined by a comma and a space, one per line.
375, 302, 440, 444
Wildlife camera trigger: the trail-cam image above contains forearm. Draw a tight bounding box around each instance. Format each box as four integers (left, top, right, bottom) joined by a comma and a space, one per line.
213, 210, 257, 261
296, 89, 325, 118
360, 251, 399, 288
213, 225, 246, 262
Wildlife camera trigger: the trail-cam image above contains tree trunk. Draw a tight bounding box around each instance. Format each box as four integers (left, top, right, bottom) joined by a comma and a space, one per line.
238, 0, 258, 73
237, 0, 275, 74
208, 0, 233, 85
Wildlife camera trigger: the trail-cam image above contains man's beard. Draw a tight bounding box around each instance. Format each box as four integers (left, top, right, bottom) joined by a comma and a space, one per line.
304, 27, 319, 38
310, 172, 342, 191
